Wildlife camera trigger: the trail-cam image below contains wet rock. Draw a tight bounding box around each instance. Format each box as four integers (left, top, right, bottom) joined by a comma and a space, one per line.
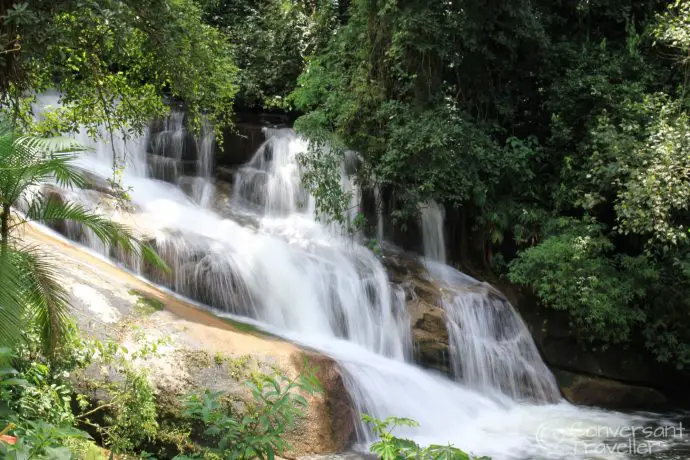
37, 184, 68, 235
554, 370, 668, 409
292, 354, 357, 455
140, 230, 257, 314
381, 248, 450, 374
221, 122, 268, 167
511, 288, 690, 405
216, 166, 237, 184
77, 168, 116, 196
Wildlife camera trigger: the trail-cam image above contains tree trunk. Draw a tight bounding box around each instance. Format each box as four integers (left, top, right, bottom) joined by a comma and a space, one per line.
1, 202, 9, 251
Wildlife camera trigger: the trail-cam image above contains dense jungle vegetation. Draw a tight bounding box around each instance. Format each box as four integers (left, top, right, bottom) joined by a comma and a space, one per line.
204, 0, 690, 373
0, 0, 690, 458
284, 0, 690, 370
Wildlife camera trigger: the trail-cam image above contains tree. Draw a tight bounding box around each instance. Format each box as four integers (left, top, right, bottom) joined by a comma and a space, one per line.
200, 0, 337, 111
290, 0, 690, 367
291, 0, 545, 224
0, 119, 165, 356
0, 1, 238, 137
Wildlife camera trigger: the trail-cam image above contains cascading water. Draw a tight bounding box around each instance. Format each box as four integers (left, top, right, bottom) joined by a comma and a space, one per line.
419, 201, 560, 403
33, 98, 684, 459
149, 111, 216, 208
419, 201, 447, 264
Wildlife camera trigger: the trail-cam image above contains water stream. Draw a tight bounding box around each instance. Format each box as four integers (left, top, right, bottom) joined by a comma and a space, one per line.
419, 202, 561, 403
33, 100, 687, 459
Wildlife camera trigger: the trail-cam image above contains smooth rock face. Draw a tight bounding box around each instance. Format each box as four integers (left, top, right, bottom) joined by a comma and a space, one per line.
510, 285, 687, 407
26, 225, 355, 458
554, 370, 668, 409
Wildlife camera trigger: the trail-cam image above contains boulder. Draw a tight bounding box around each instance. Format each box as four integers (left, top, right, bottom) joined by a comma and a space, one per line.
381, 249, 450, 374
25, 225, 355, 458
554, 370, 668, 410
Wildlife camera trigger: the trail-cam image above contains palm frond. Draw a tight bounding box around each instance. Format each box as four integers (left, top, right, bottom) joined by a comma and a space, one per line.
26, 195, 169, 273
12, 246, 71, 356
13, 136, 86, 157
13, 136, 88, 190
33, 155, 87, 190
0, 250, 25, 352
140, 243, 169, 274
26, 195, 124, 241
0, 121, 89, 206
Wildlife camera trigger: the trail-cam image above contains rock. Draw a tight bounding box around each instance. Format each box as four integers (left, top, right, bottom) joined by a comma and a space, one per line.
25, 225, 355, 458
515, 292, 657, 384
381, 248, 450, 374
293, 354, 357, 454
216, 166, 237, 184
36, 184, 68, 235
509, 288, 690, 406
554, 370, 668, 409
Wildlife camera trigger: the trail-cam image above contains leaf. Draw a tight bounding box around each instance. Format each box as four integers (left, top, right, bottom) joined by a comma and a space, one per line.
370, 441, 401, 460
44, 446, 74, 460
292, 394, 308, 407
0, 378, 28, 387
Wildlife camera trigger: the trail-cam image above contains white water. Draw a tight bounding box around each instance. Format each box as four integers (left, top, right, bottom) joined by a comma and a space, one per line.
419, 203, 561, 403
419, 201, 447, 264
34, 101, 682, 459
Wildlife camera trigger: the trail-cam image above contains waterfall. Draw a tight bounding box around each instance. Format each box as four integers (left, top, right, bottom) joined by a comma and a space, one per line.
426, 262, 561, 403
373, 184, 384, 243
419, 202, 561, 402
149, 110, 215, 207
419, 201, 447, 264
33, 101, 677, 459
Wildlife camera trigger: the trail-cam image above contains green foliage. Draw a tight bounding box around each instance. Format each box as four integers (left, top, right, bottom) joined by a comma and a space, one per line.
655, 0, 690, 58
290, 0, 690, 366
12, 360, 74, 426
0, 348, 91, 460
100, 367, 159, 453
74, 335, 169, 454
176, 363, 322, 459
508, 218, 655, 345
611, 97, 690, 249
296, 135, 353, 225
0, 421, 91, 460
362, 414, 490, 460
2, 0, 238, 138
0, 120, 167, 355
292, 0, 545, 221
201, 0, 336, 110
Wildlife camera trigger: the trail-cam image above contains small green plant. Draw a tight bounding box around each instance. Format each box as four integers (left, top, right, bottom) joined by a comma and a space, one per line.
213, 352, 224, 366
0, 420, 91, 460
75, 337, 166, 454
365, 238, 383, 256
362, 414, 491, 460
13, 360, 74, 426
222, 317, 262, 335
1, 349, 93, 459
130, 289, 165, 315
227, 355, 252, 381
175, 362, 322, 459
